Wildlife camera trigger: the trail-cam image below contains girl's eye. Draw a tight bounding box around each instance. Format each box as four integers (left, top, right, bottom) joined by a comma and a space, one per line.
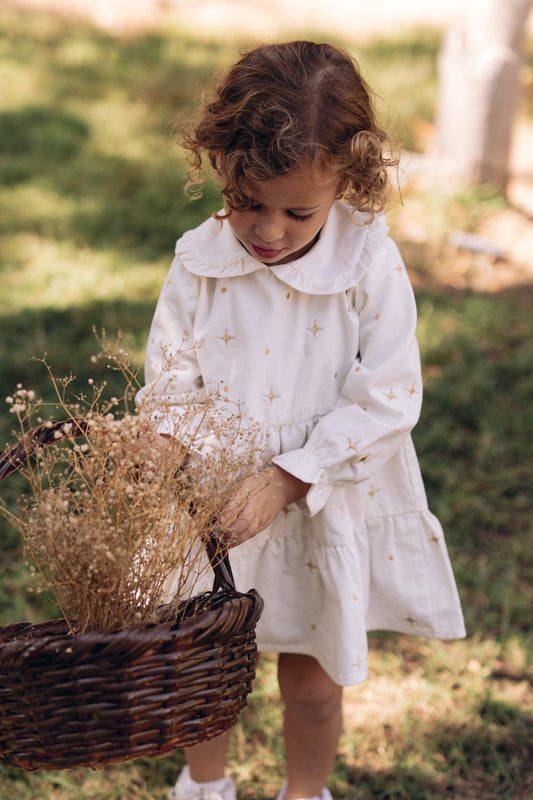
288, 212, 314, 223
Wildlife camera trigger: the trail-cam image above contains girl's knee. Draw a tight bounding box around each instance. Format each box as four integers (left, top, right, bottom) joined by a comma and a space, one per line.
278, 653, 342, 718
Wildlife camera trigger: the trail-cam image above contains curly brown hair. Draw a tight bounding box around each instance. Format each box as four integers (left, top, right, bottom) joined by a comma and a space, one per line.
181, 41, 397, 221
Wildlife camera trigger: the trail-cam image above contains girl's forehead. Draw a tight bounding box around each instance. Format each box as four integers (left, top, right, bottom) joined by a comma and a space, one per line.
246, 170, 339, 205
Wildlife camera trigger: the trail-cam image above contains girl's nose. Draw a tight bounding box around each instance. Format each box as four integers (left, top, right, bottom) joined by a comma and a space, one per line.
255, 213, 284, 243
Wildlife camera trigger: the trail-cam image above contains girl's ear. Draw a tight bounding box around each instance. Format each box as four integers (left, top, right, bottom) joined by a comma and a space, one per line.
336, 178, 349, 199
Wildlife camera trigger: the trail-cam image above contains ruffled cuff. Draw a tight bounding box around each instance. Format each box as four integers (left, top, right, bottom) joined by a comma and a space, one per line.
272, 450, 332, 517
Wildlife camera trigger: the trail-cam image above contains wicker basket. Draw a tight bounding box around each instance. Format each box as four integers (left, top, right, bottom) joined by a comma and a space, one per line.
0, 420, 263, 772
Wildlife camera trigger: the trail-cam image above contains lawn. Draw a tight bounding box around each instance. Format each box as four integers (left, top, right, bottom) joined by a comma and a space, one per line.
0, 5, 532, 799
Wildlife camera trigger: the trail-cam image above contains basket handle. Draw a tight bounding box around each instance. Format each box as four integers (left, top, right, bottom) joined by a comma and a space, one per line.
0, 418, 236, 593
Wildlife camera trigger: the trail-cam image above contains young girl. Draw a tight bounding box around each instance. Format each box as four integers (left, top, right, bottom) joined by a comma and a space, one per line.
137, 41, 465, 800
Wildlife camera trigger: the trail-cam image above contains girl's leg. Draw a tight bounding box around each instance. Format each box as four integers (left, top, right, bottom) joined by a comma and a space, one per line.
185, 730, 232, 782
278, 653, 343, 799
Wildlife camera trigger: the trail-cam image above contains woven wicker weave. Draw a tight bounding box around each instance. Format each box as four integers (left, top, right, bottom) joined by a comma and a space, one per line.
0, 420, 263, 772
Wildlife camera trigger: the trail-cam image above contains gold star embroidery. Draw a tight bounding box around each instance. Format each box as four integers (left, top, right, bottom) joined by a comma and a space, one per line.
265, 387, 280, 404
307, 320, 323, 337
405, 615, 417, 625
383, 387, 398, 402
347, 437, 361, 454
305, 561, 318, 571
404, 382, 419, 399
353, 656, 363, 668
374, 313, 380, 320
429, 534, 441, 546
394, 264, 404, 275
368, 484, 380, 497
219, 329, 235, 347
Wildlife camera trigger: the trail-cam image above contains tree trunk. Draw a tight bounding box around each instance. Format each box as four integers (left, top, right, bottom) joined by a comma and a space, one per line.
435, 0, 532, 190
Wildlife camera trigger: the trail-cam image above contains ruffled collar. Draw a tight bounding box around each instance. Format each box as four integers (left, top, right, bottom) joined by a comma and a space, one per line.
176, 201, 389, 295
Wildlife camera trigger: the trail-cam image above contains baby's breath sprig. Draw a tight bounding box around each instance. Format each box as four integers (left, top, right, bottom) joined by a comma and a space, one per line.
0, 344, 263, 635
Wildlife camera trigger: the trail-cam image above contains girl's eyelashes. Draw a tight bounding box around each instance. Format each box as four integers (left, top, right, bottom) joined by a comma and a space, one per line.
247, 204, 315, 222
288, 211, 315, 222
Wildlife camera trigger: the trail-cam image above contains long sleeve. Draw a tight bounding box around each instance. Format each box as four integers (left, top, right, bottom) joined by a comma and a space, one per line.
135, 255, 208, 442
273, 238, 423, 516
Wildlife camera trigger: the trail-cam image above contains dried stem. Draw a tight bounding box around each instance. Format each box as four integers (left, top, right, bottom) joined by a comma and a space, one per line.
0, 338, 263, 634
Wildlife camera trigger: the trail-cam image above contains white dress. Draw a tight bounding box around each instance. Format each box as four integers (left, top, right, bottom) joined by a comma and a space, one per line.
138, 201, 466, 686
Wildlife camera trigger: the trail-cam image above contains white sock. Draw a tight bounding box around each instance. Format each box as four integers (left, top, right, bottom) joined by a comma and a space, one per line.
174, 765, 233, 795
277, 781, 330, 800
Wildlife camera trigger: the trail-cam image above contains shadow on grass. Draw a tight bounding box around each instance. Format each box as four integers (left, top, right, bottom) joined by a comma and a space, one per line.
337, 696, 533, 800
0, 298, 154, 578
0, 9, 229, 260
0, 298, 153, 398
0, 100, 216, 260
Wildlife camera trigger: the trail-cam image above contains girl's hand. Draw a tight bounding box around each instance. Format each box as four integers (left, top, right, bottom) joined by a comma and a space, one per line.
219, 465, 310, 547
129, 426, 189, 478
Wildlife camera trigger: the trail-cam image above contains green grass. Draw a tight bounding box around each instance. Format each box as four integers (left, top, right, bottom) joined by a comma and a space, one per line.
0, 5, 532, 799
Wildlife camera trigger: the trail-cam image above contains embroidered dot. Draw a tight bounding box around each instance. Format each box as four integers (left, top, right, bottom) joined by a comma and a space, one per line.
311, 623, 316, 630
286, 292, 291, 299
183, 329, 189, 339
334, 372, 338, 378
353, 594, 358, 602
265, 348, 270, 355
375, 313, 380, 319
221, 286, 227, 293
340, 504, 345, 511
388, 554, 394, 561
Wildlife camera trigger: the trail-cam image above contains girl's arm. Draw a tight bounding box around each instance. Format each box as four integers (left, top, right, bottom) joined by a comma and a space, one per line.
273, 238, 423, 517
136, 255, 209, 447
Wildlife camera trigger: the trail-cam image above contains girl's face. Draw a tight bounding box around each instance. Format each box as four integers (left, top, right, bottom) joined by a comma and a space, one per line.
226, 170, 341, 266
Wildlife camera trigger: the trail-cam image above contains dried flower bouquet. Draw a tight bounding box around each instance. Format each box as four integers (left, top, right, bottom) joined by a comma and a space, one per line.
0, 343, 263, 636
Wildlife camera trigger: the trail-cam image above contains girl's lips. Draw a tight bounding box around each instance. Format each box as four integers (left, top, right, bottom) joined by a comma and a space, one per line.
252, 243, 284, 260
